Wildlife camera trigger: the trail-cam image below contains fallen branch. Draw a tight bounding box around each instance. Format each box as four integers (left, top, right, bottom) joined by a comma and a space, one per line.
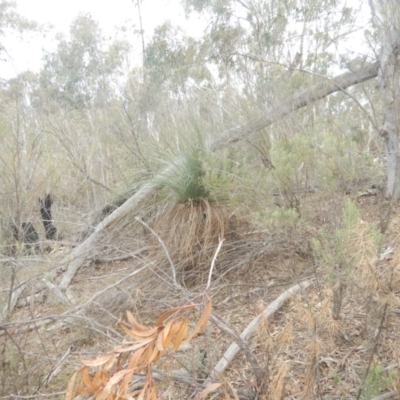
90, 246, 151, 264
0, 264, 149, 336
2, 282, 27, 320
209, 314, 262, 385
14, 292, 46, 309
370, 392, 399, 400
210, 62, 379, 151
209, 279, 314, 381
135, 217, 178, 286
42, 278, 73, 305
59, 176, 167, 289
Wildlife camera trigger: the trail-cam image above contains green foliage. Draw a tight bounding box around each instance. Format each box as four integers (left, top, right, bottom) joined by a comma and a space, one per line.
158, 149, 209, 203
40, 13, 129, 109
203, 149, 240, 203
269, 130, 380, 206
270, 133, 315, 192
311, 200, 381, 279
341, 198, 361, 229
270, 208, 301, 228
360, 364, 398, 400
149, 122, 242, 206
311, 199, 382, 323
146, 22, 207, 91
0, 1, 36, 36
250, 204, 302, 229
317, 132, 360, 191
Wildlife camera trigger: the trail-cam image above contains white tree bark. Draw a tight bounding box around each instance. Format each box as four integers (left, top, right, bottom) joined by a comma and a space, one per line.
370, 0, 400, 197
59, 62, 379, 289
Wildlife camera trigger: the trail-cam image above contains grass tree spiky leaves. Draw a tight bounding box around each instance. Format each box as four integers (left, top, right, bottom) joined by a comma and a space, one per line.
151, 147, 230, 284
158, 148, 210, 204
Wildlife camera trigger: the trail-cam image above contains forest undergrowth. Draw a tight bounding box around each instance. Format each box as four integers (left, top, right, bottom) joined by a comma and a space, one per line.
1, 185, 400, 399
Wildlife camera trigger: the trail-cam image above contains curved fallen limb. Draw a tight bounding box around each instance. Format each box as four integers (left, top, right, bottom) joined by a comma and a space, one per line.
209, 279, 314, 380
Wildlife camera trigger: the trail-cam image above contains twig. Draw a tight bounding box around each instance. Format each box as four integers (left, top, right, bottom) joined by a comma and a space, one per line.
2, 282, 27, 320
5, 249, 147, 319
42, 278, 73, 305
15, 292, 45, 308
206, 238, 224, 290
0, 264, 149, 336
40, 346, 73, 387
5, 392, 66, 399
135, 217, 178, 286
91, 246, 151, 264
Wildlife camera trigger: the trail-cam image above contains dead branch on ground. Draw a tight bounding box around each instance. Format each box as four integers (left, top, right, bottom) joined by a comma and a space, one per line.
208, 279, 314, 383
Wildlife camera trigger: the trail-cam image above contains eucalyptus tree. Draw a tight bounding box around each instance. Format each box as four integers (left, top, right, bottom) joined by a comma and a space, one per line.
369, 0, 400, 197
39, 13, 129, 111
182, 0, 360, 104
0, 0, 37, 57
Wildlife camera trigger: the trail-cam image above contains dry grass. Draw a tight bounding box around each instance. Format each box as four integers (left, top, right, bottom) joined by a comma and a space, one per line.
150, 199, 227, 283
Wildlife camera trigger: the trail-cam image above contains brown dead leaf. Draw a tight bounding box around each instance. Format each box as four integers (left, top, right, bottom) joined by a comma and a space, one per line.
80, 353, 115, 368
65, 370, 79, 400
172, 316, 189, 350
156, 329, 165, 351
127, 346, 147, 370
126, 310, 149, 331
184, 300, 212, 343
100, 368, 134, 399
195, 382, 222, 399
163, 321, 182, 349
114, 337, 154, 353
119, 321, 161, 339
156, 304, 195, 326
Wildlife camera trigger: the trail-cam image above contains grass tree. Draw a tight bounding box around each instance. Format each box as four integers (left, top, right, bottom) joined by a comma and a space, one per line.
151, 149, 228, 284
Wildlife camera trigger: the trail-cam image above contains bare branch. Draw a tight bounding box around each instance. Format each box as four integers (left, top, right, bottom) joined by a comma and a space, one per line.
135, 217, 178, 286
206, 238, 224, 291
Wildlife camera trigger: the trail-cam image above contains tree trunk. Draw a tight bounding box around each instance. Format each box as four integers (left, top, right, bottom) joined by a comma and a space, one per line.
59, 62, 379, 289
210, 62, 379, 151
370, 0, 400, 197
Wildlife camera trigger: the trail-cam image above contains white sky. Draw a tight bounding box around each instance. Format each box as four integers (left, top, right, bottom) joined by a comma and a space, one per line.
1, 0, 202, 78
